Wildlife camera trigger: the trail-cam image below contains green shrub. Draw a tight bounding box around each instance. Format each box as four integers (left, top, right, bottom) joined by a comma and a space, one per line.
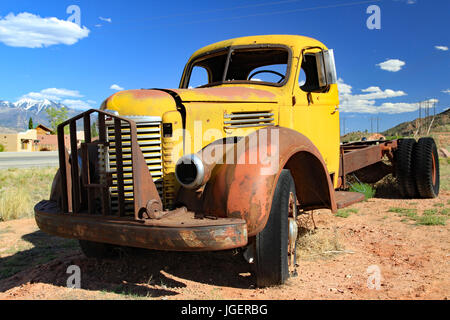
335, 208, 358, 218
0, 144, 4, 152
388, 207, 417, 218
349, 182, 376, 200
415, 216, 447, 226
423, 209, 438, 216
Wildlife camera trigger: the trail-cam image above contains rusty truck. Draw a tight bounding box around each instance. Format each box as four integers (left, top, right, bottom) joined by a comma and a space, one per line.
34, 35, 440, 287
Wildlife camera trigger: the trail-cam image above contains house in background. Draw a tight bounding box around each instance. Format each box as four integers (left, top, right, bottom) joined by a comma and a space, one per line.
0, 129, 39, 152
35, 124, 54, 135
0, 124, 85, 152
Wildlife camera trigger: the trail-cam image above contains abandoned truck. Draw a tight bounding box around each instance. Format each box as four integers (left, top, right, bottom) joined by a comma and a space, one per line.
34, 35, 440, 287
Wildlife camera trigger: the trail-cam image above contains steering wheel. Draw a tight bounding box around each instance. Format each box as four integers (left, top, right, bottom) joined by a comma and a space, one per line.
248, 70, 285, 83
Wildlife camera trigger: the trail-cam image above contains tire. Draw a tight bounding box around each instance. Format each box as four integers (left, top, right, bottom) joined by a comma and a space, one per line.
255, 169, 298, 287
396, 138, 417, 198
79, 240, 118, 259
413, 137, 440, 198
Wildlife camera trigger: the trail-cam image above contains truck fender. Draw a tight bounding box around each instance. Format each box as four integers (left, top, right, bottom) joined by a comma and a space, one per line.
177, 126, 336, 236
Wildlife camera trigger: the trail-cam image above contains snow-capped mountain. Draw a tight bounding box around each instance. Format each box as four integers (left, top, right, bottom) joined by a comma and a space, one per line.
0, 99, 79, 130
11, 98, 66, 113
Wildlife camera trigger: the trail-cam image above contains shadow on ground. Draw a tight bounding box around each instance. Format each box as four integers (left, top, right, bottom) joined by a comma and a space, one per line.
0, 230, 254, 298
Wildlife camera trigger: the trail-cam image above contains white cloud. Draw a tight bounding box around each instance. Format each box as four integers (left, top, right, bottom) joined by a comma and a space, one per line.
95, 24, 102, 28
442, 89, 450, 95
435, 45, 449, 51
21, 88, 83, 101
99, 17, 112, 23
0, 12, 90, 48
358, 86, 406, 99
61, 99, 93, 110
376, 59, 406, 72
395, 0, 417, 4
110, 84, 124, 91
337, 78, 438, 114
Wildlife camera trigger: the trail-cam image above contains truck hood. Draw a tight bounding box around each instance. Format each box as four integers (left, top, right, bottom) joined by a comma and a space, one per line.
172, 86, 278, 103
102, 86, 279, 117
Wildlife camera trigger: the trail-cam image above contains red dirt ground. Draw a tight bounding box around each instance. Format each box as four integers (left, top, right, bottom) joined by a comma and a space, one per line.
0, 192, 449, 300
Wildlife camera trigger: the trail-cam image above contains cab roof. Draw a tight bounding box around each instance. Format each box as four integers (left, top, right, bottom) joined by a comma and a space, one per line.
189, 34, 327, 60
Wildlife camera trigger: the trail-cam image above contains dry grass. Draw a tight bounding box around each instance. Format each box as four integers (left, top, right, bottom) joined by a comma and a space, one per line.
440, 158, 450, 192
0, 167, 57, 221
295, 212, 345, 261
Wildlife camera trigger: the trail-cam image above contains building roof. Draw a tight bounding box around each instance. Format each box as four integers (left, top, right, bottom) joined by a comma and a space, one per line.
36, 124, 54, 134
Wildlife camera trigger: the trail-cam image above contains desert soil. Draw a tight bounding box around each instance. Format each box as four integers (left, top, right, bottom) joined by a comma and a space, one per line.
0, 192, 449, 300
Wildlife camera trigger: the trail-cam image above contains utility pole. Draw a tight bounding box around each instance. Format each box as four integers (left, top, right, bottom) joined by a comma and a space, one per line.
340, 117, 346, 135
343, 118, 346, 135
418, 101, 422, 135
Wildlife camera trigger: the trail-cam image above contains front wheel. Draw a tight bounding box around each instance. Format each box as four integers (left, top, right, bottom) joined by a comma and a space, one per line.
255, 169, 298, 287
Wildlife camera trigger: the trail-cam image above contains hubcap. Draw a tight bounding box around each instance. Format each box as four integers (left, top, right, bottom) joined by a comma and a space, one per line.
288, 192, 298, 277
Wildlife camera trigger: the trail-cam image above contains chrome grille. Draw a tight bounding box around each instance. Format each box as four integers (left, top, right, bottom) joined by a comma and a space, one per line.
224, 111, 274, 129
106, 116, 163, 215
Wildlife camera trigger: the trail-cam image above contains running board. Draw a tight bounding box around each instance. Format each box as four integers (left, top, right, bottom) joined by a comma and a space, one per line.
334, 191, 365, 209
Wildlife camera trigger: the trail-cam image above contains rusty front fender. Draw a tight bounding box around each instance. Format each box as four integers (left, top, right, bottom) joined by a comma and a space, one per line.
177, 126, 336, 236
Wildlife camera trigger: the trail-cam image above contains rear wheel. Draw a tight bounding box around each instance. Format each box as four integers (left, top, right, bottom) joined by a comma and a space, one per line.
396, 138, 418, 198
413, 137, 440, 198
79, 240, 118, 259
255, 169, 298, 287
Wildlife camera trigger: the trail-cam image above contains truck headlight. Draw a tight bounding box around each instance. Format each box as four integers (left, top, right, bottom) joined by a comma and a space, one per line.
175, 154, 205, 189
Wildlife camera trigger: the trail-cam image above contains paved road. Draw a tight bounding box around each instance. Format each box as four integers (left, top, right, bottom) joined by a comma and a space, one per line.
0, 151, 59, 169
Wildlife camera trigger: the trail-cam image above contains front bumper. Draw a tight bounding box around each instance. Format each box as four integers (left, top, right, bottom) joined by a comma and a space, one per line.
35, 200, 248, 251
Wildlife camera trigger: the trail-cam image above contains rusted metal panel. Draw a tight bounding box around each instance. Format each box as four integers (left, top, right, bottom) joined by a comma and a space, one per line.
339, 140, 399, 177
341, 144, 381, 176
335, 191, 365, 209
178, 126, 337, 236
35, 200, 247, 251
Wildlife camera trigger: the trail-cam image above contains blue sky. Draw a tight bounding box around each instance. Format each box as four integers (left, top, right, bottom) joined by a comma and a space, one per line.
0, 0, 449, 133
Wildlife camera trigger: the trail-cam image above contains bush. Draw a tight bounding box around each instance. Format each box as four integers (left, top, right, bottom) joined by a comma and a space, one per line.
349, 182, 376, 200
0, 144, 4, 152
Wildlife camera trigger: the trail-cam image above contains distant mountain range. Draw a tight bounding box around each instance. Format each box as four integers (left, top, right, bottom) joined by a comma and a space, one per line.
0, 98, 79, 131
341, 108, 449, 144
382, 108, 449, 137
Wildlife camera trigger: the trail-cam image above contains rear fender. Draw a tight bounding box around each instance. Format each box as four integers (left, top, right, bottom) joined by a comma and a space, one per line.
177, 126, 336, 236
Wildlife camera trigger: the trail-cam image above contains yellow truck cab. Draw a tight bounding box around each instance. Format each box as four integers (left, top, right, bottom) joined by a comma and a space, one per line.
35, 35, 440, 287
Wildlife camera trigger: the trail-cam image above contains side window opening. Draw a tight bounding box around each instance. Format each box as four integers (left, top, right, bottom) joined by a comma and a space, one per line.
299, 53, 327, 93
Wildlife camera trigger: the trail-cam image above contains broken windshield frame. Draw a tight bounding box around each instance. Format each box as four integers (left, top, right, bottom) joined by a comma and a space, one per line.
180, 44, 292, 89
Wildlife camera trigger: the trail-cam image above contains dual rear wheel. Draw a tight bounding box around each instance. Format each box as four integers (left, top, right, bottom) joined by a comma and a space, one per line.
396, 137, 440, 198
